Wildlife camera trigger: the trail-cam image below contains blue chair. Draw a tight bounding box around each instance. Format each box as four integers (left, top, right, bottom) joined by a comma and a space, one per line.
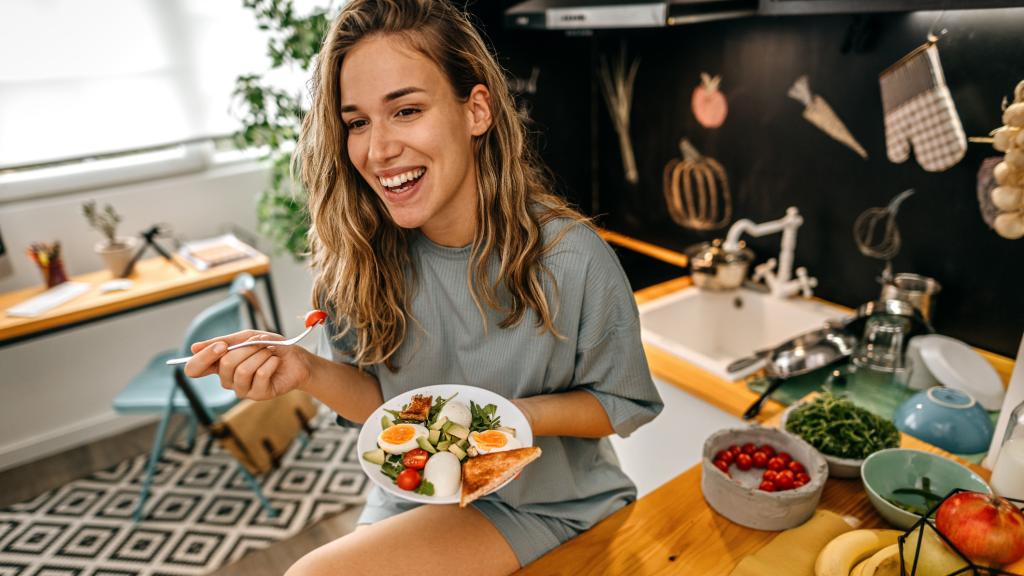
113, 273, 277, 521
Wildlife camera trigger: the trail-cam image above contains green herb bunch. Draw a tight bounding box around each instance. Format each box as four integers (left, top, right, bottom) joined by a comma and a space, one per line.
784, 393, 900, 460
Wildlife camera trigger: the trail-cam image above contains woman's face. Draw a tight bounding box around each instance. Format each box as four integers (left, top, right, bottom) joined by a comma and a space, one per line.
340, 34, 491, 246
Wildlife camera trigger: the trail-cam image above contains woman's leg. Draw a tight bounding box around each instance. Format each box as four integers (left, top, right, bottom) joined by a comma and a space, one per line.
286, 503, 521, 576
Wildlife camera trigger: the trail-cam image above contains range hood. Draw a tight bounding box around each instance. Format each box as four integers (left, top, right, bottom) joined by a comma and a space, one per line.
504, 0, 758, 30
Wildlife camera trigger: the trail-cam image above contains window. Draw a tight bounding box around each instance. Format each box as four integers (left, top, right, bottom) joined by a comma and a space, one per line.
0, 0, 280, 172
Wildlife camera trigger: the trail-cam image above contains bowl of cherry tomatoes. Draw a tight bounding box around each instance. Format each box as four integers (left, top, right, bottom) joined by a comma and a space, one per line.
701, 427, 829, 531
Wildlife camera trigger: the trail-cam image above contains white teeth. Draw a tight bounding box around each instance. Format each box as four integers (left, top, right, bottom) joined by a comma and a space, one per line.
379, 168, 425, 189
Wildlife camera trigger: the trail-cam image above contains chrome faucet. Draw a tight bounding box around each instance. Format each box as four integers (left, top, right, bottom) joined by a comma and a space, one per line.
722, 207, 817, 298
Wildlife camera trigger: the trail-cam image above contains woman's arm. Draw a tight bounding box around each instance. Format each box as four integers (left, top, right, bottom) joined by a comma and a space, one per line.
513, 390, 615, 438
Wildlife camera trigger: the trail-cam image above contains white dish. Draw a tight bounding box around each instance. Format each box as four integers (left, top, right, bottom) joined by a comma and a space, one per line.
917, 335, 1004, 411
356, 384, 533, 504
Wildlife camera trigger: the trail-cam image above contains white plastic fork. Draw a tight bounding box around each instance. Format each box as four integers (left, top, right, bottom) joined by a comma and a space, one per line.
164, 324, 318, 365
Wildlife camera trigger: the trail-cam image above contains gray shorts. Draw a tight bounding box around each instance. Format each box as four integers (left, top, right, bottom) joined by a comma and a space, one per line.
356, 487, 582, 567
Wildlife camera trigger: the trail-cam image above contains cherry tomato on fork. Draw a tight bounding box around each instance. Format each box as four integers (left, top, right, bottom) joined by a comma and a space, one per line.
304, 309, 328, 328
396, 469, 421, 491
402, 448, 430, 470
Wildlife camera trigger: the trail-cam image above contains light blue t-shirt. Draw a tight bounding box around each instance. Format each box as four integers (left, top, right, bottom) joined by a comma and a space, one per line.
324, 219, 663, 531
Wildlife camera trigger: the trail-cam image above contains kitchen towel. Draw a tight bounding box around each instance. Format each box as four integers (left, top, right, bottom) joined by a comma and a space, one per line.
879, 42, 966, 172
729, 509, 856, 576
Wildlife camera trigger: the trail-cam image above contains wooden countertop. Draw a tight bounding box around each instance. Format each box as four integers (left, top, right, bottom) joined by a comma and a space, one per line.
516, 233, 1012, 575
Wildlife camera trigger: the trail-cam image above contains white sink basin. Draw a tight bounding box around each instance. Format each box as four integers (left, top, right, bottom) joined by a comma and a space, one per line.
639, 286, 852, 381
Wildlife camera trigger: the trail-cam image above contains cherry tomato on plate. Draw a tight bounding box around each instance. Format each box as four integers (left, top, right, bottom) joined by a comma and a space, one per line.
788, 460, 806, 475
714, 450, 735, 464
741, 443, 757, 455
796, 472, 811, 484
793, 479, 806, 489
759, 444, 776, 458
752, 451, 768, 469
727, 444, 741, 457
402, 448, 430, 470
304, 309, 328, 328
396, 468, 422, 491
776, 452, 793, 465
759, 480, 776, 492
762, 470, 778, 483
735, 453, 753, 471
766, 457, 786, 472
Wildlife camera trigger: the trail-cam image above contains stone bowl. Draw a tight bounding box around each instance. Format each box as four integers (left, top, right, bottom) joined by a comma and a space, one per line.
701, 426, 829, 531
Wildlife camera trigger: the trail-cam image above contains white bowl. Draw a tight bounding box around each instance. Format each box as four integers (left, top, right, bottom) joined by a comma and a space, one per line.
780, 402, 865, 479
701, 426, 829, 531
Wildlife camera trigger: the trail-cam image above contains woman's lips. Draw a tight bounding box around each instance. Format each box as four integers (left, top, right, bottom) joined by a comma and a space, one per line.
381, 169, 425, 204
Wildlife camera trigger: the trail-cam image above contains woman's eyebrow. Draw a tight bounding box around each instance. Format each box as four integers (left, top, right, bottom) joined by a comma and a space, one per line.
341, 86, 426, 114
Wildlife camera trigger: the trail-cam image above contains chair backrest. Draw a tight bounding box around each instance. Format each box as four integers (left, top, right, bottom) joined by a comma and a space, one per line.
174, 273, 258, 425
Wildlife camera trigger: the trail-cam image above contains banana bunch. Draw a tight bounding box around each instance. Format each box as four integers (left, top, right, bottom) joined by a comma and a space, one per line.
815, 529, 904, 576
991, 79, 1024, 239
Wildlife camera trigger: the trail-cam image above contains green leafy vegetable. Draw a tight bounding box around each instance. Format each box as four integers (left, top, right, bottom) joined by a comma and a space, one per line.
784, 393, 900, 460
381, 458, 404, 481
426, 393, 458, 428
470, 401, 501, 433
414, 479, 435, 496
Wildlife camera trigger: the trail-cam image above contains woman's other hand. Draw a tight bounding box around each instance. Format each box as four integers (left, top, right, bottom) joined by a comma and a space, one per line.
184, 330, 312, 401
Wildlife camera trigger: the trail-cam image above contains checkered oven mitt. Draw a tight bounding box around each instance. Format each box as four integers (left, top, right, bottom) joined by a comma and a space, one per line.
880, 43, 966, 172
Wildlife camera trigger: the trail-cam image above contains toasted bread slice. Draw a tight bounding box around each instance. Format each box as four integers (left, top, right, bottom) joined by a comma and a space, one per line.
459, 446, 542, 507
399, 394, 432, 422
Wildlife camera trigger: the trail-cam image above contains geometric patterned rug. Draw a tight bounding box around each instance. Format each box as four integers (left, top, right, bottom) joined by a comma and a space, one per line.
0, 413, 370, 575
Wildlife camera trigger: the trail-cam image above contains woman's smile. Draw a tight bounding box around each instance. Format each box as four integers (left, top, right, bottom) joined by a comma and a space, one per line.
377, 167, 427, 204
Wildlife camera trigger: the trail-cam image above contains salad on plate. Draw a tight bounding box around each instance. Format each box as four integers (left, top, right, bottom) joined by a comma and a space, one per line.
358, 385, 541, 507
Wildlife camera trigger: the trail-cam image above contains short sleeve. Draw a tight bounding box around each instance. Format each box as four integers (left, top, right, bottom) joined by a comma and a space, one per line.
571, 231, 663, 437
317, 315, 378, 429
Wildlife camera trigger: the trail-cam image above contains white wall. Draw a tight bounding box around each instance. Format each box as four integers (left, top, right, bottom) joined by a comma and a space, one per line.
0, 162, 315, 471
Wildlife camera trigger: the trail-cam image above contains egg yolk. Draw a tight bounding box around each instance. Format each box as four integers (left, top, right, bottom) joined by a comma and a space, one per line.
471, 430, 509, 451
381, 424, 416, 444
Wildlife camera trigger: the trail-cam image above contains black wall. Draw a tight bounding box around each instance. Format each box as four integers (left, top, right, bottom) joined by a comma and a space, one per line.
468, 3, 1024, 357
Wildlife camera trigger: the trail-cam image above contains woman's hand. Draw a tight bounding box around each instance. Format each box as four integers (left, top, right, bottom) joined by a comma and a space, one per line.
184, 330, 312, 401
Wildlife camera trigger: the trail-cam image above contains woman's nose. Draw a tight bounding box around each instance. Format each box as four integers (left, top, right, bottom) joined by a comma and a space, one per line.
367, 124, 402, 164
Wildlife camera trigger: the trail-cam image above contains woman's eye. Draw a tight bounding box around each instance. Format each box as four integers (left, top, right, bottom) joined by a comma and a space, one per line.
346, 119, 368, 130
396, 107, 421, 118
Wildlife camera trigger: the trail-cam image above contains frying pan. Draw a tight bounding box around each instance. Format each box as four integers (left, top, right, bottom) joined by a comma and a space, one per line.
741, 328, 857, 420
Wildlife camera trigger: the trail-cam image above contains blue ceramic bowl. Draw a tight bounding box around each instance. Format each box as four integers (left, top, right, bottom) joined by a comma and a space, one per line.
861, 448, 991, 529
894, 387, 994, 454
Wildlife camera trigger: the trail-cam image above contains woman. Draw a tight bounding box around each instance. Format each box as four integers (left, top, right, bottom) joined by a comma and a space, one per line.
185, 1, 663, 574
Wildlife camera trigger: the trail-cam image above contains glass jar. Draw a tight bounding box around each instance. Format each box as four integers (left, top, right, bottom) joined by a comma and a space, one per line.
991, 400, 1024, 500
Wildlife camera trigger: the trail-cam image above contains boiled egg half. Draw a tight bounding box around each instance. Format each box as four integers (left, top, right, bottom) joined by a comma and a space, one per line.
377, 423, 428, 454
468, 429, 521, 454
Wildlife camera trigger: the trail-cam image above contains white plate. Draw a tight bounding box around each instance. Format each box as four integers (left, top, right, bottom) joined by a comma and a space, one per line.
356, 384, 533, 504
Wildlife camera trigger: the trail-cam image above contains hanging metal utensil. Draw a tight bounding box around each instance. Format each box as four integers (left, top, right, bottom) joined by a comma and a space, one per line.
852, 188, 915, 283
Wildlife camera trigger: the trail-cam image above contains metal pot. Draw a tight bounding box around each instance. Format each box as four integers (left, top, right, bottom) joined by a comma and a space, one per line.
686, 239, 753, 291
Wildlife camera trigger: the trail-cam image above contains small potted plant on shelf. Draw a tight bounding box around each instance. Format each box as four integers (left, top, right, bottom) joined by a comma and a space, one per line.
82, 200, 137, 277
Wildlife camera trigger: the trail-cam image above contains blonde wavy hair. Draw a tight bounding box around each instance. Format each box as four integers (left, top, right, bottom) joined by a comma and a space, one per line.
298, 0, 590, 370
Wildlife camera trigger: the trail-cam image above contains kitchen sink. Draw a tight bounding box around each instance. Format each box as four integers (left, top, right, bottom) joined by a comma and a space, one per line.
638, 286, 852, 381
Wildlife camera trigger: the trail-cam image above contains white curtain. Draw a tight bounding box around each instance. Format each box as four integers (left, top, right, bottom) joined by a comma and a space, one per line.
0, 0, 275, 169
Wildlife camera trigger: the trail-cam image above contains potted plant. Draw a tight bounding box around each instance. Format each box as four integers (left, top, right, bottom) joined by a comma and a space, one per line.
82, 201, 137, 277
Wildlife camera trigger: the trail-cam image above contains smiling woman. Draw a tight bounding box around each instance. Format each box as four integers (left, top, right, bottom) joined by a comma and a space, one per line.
182, 1, 663, 575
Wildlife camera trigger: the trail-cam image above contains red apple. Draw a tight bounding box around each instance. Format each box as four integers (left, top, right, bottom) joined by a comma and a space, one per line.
935, 491, 1024, 566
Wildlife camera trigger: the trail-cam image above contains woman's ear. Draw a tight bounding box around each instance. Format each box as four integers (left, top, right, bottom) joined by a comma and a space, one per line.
466, 84, 492, 137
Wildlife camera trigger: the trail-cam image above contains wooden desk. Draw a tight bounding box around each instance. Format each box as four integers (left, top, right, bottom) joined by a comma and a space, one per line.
0, 254, 278, 347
